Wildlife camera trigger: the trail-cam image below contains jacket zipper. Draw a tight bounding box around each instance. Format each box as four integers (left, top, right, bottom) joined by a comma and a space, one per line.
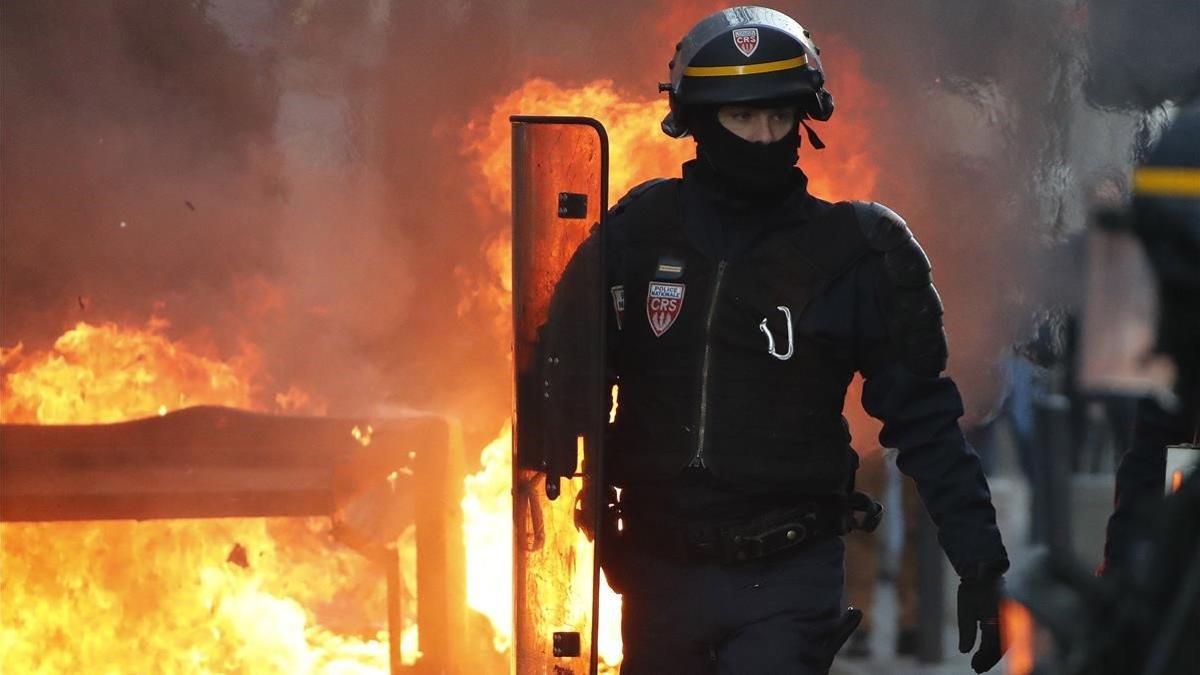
689, 259, 728, 468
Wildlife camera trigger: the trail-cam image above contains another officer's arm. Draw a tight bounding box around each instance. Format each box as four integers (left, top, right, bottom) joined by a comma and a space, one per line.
1100, 397, 1191, 574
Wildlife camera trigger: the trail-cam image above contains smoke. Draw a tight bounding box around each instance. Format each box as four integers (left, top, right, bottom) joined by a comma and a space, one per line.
0, 1, 421, 427
3, 0, 1197, 447
1083, 0, 1200, 110
1, 1, 280, 339
749, 0, 1196, 416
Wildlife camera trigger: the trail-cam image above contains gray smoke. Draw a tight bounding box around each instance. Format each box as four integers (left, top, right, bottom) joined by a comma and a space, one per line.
764, 0, 1197, 414
1083, 0, 1200, 110
3, 0, 1197, 447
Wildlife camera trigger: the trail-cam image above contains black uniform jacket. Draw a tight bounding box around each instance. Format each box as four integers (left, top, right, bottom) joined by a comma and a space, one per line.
547, 160, 1008, 577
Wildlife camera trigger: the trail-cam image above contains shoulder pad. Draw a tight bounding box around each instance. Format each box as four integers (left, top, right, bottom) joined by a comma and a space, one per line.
851, 201, 932, 288
887, 282, 949, 378
885, 236, 933, 288
801, 200, 872, 279
851, 201, 911, 252
852, 203, 947, 376
609, 178, 675, 218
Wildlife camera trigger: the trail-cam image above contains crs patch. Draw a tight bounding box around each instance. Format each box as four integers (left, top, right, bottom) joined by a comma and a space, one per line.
733, 28, 759, 58
646, 282, 685, 337
610, 285, 625, 330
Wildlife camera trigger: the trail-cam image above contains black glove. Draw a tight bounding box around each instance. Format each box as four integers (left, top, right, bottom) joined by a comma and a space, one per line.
958, 575, 1006, 673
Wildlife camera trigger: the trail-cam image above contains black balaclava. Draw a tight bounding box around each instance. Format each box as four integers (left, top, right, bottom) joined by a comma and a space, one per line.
689, 106, 802, 199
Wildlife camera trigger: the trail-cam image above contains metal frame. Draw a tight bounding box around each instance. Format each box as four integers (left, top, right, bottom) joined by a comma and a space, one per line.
0, 407, 467, 674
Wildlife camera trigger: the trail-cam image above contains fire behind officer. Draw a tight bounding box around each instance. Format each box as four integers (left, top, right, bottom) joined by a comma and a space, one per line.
560, 7, 1010, 673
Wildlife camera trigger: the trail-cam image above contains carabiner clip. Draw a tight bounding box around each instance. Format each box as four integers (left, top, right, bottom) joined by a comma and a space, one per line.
759, 306, 794, 361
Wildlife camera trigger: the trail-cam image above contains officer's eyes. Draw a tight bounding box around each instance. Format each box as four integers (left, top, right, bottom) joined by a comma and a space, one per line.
724, 109, 791, 124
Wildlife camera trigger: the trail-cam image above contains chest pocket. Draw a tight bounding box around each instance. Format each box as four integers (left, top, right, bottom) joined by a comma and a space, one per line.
717, 250, 827, 356
709, 244, 857, 433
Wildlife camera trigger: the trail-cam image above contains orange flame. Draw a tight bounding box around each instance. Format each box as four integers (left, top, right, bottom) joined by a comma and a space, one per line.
461, 424, 515, 652
0, 322, 401, 673
0, 319, 257, 424
460, 424, 625, 671
467, 78, 693, 214
1000, 598, 1036, 675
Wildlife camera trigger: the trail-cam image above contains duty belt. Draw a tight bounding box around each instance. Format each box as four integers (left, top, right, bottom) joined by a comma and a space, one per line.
621, 491, 882, 565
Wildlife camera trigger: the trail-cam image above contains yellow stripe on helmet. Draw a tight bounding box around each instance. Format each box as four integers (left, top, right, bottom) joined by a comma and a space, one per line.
684, 54, 808, 78
1133, 167, 1200, 198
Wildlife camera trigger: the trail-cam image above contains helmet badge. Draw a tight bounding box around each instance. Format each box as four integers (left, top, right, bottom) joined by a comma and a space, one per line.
732, 28, 759, 58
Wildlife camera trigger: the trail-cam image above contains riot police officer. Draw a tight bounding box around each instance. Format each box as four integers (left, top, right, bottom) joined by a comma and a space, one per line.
1001, 104, 1200, 675
1100, 103, 1200, 576
578, 7, 1010, 673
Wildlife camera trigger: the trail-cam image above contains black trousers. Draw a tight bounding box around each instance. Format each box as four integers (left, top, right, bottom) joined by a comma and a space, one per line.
614, 536, 845, 674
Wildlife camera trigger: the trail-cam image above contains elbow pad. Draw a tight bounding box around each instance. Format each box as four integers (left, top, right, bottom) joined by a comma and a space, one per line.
853, 202, 949, 378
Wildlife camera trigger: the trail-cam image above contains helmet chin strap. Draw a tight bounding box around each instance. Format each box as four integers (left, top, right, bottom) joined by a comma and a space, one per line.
800, 119, 825, 150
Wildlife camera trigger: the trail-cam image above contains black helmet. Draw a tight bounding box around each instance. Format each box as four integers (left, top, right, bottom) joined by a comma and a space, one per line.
1132, 103, 1200, 293
660, 6, 833, 138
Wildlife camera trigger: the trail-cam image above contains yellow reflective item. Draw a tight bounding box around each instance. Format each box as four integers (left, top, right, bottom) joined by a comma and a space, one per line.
1133, 167, 1200, 198
684, 55, 808, 78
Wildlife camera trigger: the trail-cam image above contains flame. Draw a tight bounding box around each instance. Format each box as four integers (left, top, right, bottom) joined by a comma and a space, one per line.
461, 425, 515, 651
468, 78, 694, 213
276, 385, 327, 415
351, 424, 375, 447
461, 424, 627, 669
460, 78, 693, 333
0, 319, 256, 424
0, 322, 399, 674
1000, 598, 1036, 675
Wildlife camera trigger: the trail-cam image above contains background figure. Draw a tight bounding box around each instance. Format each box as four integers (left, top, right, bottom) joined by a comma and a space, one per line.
967, 334, 1053, 543
992, 348, 1046, 542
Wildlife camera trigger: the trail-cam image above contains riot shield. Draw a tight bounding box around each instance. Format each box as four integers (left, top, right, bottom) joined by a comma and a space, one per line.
510, 116, 608, 675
